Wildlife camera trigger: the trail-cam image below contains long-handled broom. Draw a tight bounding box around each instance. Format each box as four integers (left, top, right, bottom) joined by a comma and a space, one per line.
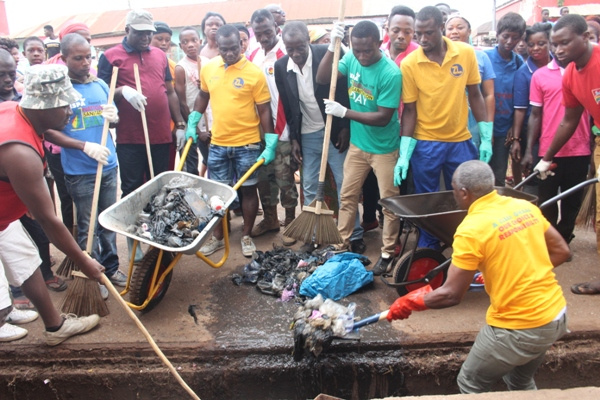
576, 168, 597, 231
134, 63, 155, 179
60, 66, 119, 317
283, 0, 346, 245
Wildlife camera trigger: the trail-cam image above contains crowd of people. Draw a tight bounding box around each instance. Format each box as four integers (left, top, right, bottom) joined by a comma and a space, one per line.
0, 1, 599, 394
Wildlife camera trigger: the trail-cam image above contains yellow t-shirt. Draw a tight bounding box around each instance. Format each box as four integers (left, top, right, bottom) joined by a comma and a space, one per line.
200, 56, 271, 146
401, 37, 480, 142
452, 191, 566, 330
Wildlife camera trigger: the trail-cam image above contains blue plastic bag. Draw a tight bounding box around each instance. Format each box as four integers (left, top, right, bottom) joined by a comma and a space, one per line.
299, 252, 373, 300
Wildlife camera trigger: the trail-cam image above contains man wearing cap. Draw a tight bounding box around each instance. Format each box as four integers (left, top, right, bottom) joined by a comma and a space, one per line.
0, 64, 105, 344
97, 9, 186, 261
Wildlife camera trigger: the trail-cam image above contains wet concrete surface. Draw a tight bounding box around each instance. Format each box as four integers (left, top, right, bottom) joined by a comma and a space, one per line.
1, 203, 600, 399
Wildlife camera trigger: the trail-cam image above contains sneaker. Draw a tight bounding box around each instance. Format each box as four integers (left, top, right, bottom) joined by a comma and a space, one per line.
0, 323, 28, 342
371, 254, 393, 276
250, 218, 280, 237
108, 270, 128, 287
200, 236, 225, 256
6, 308, 39, 325
44, 314, 101, 346
350, 239, 366, 254
99, 284, 109, 300
241, 235, 256, 257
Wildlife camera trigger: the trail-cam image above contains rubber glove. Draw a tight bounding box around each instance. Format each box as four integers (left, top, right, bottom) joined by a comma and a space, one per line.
386, 285, 432, 321
186, 111, 203, 143
394, 136, 417, 186
534, 159, 555, 180
121, 86, 147, 112
328, 21, 345, 52
175, 129, 186, 151
324, 99, 347, 118
257, 133, 278, 165
478, 121, 493, 163
83, 142, 110, 165
101, 104, 119, 123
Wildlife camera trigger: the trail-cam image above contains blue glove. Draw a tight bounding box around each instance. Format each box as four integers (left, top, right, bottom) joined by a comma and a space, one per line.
478, 121, 493, 163
186, 111, 203, 143
257, 133, 278, 165
394, 136, 417, 186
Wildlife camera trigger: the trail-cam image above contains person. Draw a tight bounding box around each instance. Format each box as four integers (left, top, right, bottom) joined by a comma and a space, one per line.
541, 8, 553, 25
534, 15, 600, 295
22, 36, 45, 68
309, 29, 330, 45
587, 20, 600, 43
0, 37, 23, 93
509, 23, 552, 188
265, 4, 286, 31
0, 64, 105, 345
384, 5, 419, 66
186, 24, 276, 257
560, 6, 569, 16
397, 6, 489, 251
43, 25, 60, 59
484, 12, 526, 187
97, 9, 186, 262
275, 21, 364, 253
45, 22, 95, 70
316, 20, 400, 274
0, 258, 39, 341
435, 3, 452, 27
514, 39, 528, 61
248, 9, 298, 246
236, 24, 250, 54
387, 160, 570, 394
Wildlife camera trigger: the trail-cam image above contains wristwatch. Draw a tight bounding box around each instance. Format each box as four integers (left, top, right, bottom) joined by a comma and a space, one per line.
176, 122, 186, 129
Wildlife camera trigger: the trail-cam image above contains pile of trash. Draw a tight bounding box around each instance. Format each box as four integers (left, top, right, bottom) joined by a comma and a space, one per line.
126, 176, 224, 247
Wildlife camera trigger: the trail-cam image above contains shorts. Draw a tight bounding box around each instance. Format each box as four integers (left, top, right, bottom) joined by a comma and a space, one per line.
208, 142, 261, 187
0, 220, 40, 287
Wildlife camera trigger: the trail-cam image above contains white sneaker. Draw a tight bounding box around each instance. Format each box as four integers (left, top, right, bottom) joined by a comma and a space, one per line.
44, 314, 100, 346
0, 323, 28, 342
6, 308, 39, 325
200, 236, 225, 256
241, 235, 256, 257
99, 284, 109, 300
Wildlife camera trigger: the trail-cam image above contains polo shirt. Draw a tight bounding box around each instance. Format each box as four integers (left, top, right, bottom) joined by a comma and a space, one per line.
287, 48, 325, 134
562, 44, 600, 125
402, 37, 480, 142
200, 55, 270, 147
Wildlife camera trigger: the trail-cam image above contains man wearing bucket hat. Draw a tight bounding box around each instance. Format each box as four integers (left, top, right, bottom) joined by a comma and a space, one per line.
0, 64, 105, 344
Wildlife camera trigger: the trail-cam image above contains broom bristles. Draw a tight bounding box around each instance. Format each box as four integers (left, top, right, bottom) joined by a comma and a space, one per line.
60, 271, 109, 317
576, 185, 596, 231
56, 256, 79, 278
283, 200, 343, 245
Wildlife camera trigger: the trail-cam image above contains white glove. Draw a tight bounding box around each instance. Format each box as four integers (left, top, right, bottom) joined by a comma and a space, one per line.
324, 99, 347, 118
175, 129, 186, 151
328, 21, 345, 52
533, 159, 555, 180
121, 86, 147, 112
101, 104, 119, 123
83, 142, 110, 165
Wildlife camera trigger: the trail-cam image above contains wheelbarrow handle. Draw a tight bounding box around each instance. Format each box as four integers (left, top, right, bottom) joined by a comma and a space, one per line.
539, 177, 599, 209
513, 163, 557, 191
232, 159, 264, 191
176, 138, 194, 172
352, 310, 389, 330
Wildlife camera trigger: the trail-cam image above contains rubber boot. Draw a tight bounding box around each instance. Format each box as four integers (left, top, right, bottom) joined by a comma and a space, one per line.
281, 207, 296, 246
250, 205, 280, 237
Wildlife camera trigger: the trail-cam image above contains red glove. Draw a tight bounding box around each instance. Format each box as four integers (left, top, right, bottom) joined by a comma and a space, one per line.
387, 285, 432, 321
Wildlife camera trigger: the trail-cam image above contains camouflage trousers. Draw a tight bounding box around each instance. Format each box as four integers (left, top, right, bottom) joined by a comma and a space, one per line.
257, 140, 298, 209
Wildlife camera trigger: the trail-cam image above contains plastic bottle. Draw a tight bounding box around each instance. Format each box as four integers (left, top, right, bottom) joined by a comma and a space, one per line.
209, 195, 225, 211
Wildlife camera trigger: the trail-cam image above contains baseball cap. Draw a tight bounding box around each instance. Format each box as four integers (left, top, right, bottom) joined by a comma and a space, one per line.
20, 65, 81, 110
154, 21, 172, 36
126, 9, 156, 32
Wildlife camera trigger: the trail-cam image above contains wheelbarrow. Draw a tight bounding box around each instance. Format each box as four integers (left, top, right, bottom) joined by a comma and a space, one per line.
99, 139, 264, 312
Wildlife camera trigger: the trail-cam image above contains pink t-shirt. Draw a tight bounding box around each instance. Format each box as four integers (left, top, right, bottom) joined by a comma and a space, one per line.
529, 59, 590, 158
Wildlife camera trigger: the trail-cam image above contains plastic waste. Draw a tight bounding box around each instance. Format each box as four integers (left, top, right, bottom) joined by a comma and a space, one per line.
209, 195, 225, 211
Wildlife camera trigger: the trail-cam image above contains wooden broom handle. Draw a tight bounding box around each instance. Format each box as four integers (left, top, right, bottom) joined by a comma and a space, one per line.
316, 0, 346, 213
133, 63, 155, 179
101, 275, 201, 400
85, 66, 118, 253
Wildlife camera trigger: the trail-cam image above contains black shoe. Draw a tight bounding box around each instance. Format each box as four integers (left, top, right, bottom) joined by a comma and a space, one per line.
299, 242, 319, 254
351, 239, 366, 254
371, 255, 393, 276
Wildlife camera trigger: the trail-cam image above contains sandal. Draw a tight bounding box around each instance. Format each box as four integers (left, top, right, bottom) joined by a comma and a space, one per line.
45, 275, 68, 292
571, 282, 600, 295
13, 296, 35, 310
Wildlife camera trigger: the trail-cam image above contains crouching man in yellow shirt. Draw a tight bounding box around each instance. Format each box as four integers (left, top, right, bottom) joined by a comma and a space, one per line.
387, 160, 570, 393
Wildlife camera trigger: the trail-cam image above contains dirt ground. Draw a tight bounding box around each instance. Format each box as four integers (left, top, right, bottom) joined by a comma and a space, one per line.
1, 197, 600, 399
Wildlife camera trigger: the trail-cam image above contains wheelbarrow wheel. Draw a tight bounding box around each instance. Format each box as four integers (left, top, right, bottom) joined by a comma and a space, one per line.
393, 248, 447, 297
130, 247, 174, 312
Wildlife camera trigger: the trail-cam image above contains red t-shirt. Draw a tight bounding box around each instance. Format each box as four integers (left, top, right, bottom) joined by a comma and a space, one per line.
0, 102, 45, 230
562, 44, 600, 126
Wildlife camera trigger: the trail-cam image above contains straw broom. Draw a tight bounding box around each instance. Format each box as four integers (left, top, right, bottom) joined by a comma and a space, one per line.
61, 66, 119, 317
56, 203, 78, 277
283, 0, 346, 245
576, 172, 596, 231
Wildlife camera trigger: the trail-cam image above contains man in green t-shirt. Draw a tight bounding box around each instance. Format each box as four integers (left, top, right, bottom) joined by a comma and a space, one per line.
316, 20, 401, 275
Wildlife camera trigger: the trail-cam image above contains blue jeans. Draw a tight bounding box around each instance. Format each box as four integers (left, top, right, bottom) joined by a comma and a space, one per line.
301, 130, 363, 242
208, 143, 261, 187
64, 168, 120, 277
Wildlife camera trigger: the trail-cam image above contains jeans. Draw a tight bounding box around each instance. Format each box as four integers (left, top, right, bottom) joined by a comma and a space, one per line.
301, 130, 363, 242
64, 168, 119, 277
46, 150, 73, 230
116, 143, 171, 198
208, 143, 261, 187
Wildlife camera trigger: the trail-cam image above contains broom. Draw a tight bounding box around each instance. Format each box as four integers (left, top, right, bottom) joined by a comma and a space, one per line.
61, 66, 119, 317
56, 203, 78, 277
283, 0, 346, 245
576, 170, 597, 231
134, 63, 155, 179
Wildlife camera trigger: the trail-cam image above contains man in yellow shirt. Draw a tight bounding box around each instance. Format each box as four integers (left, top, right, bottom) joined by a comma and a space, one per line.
186, 24, 275, 257
387, 160, 570, 393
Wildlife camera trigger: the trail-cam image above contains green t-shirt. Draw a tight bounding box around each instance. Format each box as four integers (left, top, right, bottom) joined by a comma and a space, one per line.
338, 51, 401, 154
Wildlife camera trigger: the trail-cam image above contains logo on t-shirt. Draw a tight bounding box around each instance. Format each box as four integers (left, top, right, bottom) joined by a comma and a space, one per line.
233, 77, 244, 89
593, 88, 600, 104
450, 64, 464, 77
267, 66, 274, 76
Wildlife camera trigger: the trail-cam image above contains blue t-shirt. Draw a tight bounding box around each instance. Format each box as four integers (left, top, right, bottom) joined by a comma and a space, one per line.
468, 50, 496, 144
61, 78, 118, 175
513, 57, 548, 129
484, 46, 523, 137
338, 51, 401, 154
